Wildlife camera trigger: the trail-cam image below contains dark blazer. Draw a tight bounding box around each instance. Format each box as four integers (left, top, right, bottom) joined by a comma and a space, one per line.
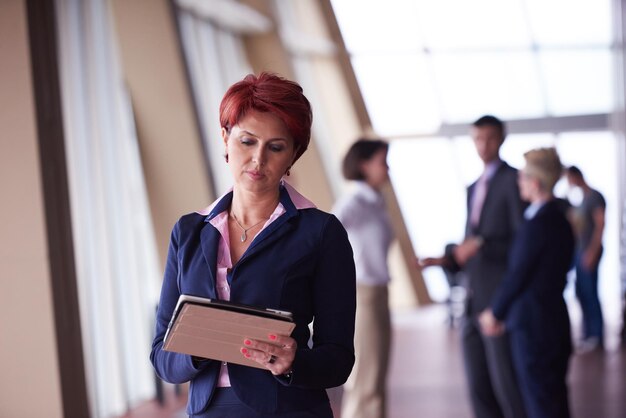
460, 162, 527, 316
491, 199, 575, 418
491, 199, 575, 336
150, 185, 356, 415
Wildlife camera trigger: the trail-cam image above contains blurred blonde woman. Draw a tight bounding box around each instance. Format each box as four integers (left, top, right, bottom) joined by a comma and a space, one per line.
480, 148, 575, 418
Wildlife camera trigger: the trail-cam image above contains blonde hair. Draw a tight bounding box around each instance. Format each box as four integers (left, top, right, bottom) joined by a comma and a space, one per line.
523, 147, 563, 192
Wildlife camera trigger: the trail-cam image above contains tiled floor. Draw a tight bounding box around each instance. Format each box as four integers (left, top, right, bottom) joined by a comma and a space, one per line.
123, 303, 625, 418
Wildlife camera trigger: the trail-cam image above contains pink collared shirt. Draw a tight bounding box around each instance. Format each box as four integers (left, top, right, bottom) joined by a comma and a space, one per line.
200, 181, 315, 386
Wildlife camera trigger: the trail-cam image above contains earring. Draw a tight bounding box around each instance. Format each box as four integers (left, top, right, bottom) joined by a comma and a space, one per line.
224, 153, 229, 163
286, 167, 291, 176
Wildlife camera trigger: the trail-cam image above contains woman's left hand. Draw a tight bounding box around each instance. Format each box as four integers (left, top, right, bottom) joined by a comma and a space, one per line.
241, 334, 297, 375
478, 309, 505, 337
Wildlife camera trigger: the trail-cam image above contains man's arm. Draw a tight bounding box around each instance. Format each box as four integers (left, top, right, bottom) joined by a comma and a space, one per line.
583, 206, 605, 269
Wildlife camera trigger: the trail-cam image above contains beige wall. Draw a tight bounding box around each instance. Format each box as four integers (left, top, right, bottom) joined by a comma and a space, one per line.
111, 0, 214, 267
241, 0, 336, 211
0, 1, 63, 417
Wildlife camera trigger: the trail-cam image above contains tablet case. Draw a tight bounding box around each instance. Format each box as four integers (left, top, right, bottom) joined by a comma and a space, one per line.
163, 295, 295, 369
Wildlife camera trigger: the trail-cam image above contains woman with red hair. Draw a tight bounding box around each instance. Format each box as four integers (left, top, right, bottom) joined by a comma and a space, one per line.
151, 72, 356, 417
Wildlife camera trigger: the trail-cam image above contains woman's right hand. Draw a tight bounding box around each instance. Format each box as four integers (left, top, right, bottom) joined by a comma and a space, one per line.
240, 334, 297, 376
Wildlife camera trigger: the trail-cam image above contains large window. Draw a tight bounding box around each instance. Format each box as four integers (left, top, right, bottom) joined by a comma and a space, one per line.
332, 0, 621, 348
56, 0, 161, 415
175, 0, 264, 195
331, 0, 613, 135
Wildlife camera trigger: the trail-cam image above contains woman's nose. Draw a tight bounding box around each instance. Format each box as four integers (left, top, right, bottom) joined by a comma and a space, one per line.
252, 147, 266, 166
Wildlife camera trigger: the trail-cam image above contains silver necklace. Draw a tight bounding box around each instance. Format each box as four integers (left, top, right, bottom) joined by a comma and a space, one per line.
231, 213, 267, 242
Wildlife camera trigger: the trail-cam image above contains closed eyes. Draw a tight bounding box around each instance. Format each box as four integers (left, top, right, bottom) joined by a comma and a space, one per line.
239, 138, 287, 152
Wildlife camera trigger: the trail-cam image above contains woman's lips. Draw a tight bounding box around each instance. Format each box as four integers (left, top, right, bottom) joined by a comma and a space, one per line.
246, 170, 265, 180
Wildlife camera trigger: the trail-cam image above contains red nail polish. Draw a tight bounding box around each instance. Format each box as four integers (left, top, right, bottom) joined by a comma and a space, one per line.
244, 339, 251, 345
268, 334, 277, 340
245, 353, 251, 358
241, 348, 248, 354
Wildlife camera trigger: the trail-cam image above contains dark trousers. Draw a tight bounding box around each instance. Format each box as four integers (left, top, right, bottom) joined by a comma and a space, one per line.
575, 252, 604, 341
462, 318, 526, 418
190, 388, 333, 418
509, 331, 571, 418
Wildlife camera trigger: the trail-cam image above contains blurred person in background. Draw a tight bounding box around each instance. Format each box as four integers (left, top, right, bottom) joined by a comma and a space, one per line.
480, 147, 575, 418
150, 72, 356, 417
334, 139, 394, 418
566, 165, 606, 353
421, 115, 527, 418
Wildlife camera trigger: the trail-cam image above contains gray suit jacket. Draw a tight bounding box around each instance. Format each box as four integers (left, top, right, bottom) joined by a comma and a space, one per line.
448, 161, 527, 317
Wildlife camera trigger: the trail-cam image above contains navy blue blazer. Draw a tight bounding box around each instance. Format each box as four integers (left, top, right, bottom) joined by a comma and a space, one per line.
491, 199, 575, 338
150, 185, 356, 415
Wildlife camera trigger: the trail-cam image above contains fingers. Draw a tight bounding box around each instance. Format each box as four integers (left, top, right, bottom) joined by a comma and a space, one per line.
478, 309, 505, 337
418, 257, 443, 268
240, 334, 297, 375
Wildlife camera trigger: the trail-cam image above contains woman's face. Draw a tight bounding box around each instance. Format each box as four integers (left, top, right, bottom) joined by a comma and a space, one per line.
223, 109, 296, 195
518, 168, 537, 202
361, 148, 389, 189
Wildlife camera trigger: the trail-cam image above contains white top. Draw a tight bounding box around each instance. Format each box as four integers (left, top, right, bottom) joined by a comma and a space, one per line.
524, 199, 547, 220
333, 182, 394, 286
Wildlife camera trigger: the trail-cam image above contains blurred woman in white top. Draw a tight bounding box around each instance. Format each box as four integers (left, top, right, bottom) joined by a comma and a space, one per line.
334, 139, 394, 418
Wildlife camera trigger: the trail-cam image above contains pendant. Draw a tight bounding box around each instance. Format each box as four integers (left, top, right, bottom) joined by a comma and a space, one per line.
240, 231, 247, 242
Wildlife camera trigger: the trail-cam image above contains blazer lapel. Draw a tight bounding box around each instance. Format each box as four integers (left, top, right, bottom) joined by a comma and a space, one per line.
199, 223, 220, 298
199, 191, 233, 298
242, 215, 296, 261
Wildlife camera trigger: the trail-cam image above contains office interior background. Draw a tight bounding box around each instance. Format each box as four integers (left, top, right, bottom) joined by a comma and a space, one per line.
1, 0, 625, 417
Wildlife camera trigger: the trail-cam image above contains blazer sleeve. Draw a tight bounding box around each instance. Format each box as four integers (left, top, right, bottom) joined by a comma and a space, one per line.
288, 215, 356, 389
491, 220, 543, 320
150, 221, 214, 384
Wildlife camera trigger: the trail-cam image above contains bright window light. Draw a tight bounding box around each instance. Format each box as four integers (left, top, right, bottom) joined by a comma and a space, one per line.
331, 0, 614, 125
351, 54, 441, 135
539, 49, 613, 115
499, 133, 557, 168
432, 51, 545, 122
526, 0, 612, 46
331, 0, 424, 53
417, 0, 531, 49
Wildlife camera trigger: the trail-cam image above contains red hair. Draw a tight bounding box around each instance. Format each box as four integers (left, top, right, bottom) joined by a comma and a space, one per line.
219, 72, 313, 164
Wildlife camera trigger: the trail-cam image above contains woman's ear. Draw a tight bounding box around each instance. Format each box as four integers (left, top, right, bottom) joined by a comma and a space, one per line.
222, 127, 230, 158
221, 127, 229, 146
359, 160, 370, 181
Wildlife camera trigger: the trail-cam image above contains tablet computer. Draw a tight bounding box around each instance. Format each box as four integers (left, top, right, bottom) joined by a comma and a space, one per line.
162, 294, 295, 369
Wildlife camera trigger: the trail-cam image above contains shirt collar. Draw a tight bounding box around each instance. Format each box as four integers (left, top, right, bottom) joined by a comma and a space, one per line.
483, 159, 502, 180
195, 180, 316, 220
524, 199, 547, 219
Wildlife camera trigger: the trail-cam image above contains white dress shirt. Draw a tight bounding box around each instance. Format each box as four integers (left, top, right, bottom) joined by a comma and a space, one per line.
333, 182, 394, 286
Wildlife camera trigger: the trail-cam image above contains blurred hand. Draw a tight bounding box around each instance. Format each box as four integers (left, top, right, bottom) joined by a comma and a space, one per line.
582, 249, 598, 271
478, 309, 505, 337
417, 256, 447, 269
453, 237, 483, 266
241, 334, 297, 375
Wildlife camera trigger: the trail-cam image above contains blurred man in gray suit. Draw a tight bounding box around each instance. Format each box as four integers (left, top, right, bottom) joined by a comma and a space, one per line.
422, 115, 527, 418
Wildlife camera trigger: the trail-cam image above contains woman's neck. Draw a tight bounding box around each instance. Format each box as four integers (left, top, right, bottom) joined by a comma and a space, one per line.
364, 180, 381, 192
230, 186, 280, 225
531, 190, 553, 205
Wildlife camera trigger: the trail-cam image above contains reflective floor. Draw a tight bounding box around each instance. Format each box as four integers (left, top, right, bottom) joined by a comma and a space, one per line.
382, 305, 625, 418
123, 302, 625, 418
